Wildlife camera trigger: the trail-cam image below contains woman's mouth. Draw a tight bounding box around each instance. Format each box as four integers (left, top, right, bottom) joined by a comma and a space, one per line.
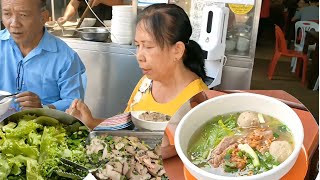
141, 68, 150, 74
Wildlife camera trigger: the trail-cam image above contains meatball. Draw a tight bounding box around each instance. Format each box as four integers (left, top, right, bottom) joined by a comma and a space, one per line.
237, 111, 260, 128
269, 141, 293, 163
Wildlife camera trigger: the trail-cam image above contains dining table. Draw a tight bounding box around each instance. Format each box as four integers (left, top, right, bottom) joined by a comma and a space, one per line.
303, 30, 319, 90
164, 90, 319, 180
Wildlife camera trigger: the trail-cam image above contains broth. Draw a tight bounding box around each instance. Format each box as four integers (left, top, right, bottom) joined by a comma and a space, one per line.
187, 111, 294, 176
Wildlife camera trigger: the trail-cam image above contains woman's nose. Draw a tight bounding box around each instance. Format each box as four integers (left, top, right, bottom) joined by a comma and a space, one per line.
136, 48, 146, 62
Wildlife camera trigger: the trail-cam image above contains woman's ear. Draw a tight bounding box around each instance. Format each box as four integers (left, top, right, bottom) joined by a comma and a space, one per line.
173, 41, 186, 61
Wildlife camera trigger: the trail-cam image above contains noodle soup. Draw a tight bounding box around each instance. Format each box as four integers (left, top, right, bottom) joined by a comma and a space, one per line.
187, 111, 294, 177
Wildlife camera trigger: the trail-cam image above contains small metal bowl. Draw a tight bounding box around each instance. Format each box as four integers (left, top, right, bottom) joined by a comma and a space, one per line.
77, 27, 110, 42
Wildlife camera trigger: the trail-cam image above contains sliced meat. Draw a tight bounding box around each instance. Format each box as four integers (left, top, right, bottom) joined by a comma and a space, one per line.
147, 151, 159, 159
115, 142, 125, 150
122, 161, 130, 175
209, 144, 237, 168
157, 169, 166, 176
147, 163, 162, 176
86, 138, 105, 155
108, 161, 123, 173
211, 136, 239, 155
154, 145, 161, 156
143, 158, 154, 169
97, 164, 122, 180
113, 136, 122, 143
135, 162, 145, 174
126, 146, 136, 155
137, 142, 149, 151
128, 136, 139, 142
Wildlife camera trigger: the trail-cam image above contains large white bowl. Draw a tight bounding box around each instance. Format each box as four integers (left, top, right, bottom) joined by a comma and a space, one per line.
131, 111, 169, 131
112, 5, 133, 12
175, 93, 304, 180
111, 29, 132, 36
112, 10, 132, 17
111, 35, 132, 45
111, 16, 133, 26
0, 91, 13, 116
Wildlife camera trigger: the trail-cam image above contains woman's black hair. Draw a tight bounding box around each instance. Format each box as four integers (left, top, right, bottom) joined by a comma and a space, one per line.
136, 3, 206, 80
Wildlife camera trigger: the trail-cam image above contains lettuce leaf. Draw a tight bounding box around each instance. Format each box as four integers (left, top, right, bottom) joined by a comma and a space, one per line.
6, 121, 42, 139
0, 156, 11, 180
1, 139, 39, 159
188, 114, 237, 160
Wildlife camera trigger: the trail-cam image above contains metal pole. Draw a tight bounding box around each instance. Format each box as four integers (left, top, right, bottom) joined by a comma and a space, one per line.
51, 0, 55, 21
132, 0, 138, 45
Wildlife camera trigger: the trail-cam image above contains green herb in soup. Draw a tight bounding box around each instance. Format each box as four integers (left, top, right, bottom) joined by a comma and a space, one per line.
187, 111, 294, 177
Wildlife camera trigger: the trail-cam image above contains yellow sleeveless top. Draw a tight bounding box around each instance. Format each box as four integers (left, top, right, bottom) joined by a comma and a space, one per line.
124, 76, 208, 116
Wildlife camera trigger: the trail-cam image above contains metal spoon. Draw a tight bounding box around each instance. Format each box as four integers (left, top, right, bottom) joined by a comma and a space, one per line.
0, 93, 18, 103
57, 21, 65, 36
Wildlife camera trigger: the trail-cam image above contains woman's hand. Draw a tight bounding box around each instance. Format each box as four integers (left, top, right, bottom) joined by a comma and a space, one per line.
15, 91, 42, 110
161, 133, 177, 159
66, 99, 95, 129
57, 17, 68, 25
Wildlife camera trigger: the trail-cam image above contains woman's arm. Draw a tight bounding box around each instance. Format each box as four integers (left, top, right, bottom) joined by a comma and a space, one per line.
92, 0, 124, 7
64, 0, 81, 20
57, 0, 81, 24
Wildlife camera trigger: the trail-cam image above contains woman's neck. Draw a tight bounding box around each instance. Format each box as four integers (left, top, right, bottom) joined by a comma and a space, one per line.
151, 67, 199, 103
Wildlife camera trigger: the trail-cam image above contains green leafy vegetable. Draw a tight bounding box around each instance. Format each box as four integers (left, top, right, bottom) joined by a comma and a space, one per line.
188, 114, 237, 163
0, 115, 89, 179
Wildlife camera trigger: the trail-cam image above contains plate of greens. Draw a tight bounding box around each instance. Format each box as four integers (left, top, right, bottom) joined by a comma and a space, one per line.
0, 108, 90, 180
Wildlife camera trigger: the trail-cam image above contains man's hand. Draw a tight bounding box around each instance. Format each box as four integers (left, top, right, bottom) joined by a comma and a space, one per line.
15, 91, 42, 110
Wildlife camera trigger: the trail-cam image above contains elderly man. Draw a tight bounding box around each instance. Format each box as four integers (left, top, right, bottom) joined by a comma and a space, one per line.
0, 0, 86, 111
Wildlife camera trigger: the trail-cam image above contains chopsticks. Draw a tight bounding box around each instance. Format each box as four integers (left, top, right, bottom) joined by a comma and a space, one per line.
217, 90, 308, 111
76, 0, 94, 28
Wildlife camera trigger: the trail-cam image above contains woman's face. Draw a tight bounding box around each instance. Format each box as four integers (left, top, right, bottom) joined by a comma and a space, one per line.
298, 0, 306, 8
134, 23, 176, 81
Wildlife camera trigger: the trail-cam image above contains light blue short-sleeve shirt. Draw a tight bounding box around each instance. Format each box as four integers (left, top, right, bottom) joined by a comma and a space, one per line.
293, 6, 319, 21
0, 28, 86, 111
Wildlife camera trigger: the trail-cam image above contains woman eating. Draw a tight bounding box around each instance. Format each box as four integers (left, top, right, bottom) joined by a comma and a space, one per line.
66, 3, 208, 132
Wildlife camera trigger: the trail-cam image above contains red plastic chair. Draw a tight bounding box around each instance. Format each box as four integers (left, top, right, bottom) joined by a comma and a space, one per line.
309, 20, 319, 24
268, 25, 308, 84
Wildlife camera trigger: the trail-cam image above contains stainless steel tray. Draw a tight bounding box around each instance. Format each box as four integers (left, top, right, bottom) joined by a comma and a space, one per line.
89, 130, 164, 148
1, 108, 81, 125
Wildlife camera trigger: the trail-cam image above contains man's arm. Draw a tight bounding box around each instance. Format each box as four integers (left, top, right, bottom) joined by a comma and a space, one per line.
51, 53, 86, 111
